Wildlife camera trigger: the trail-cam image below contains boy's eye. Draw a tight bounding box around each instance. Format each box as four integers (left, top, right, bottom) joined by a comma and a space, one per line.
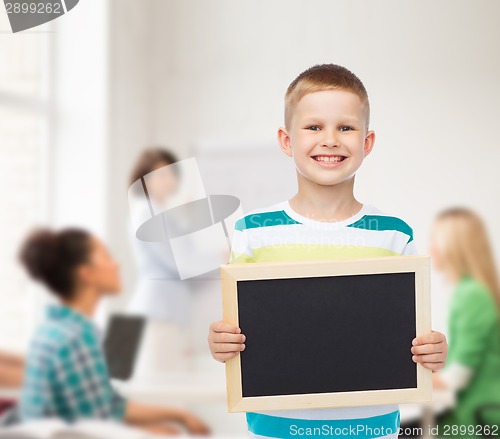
339, 126, 353, 132
306, 125, 321, 131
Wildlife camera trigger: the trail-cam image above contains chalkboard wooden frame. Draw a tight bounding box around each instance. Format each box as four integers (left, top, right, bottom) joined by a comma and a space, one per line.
221, 255, 431, 412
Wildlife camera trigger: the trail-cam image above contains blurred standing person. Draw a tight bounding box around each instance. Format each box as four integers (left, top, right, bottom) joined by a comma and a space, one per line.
127, 148, 192, 375
430, 208, 500, 435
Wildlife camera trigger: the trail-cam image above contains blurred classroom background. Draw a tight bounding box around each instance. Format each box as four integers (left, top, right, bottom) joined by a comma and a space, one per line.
1, 0, 500, 436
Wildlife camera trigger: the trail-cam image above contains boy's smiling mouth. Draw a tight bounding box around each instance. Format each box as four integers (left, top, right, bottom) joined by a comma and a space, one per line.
311, 154, 347, 167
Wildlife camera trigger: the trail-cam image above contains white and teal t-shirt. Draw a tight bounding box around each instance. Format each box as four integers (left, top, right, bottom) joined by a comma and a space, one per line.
229, 200, 417, 439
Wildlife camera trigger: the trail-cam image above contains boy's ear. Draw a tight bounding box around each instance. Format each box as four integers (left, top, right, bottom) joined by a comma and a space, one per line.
277, 127, 293, 157
363, 130, 376, 157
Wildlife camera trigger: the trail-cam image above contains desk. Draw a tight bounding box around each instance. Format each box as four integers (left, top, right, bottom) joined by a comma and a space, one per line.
115, 365, 455, 437
2, 374, 455, 438
112, 370, 227, 405
113, 365, 248, 436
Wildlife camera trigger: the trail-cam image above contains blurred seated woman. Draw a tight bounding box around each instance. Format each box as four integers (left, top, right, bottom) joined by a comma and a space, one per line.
18, 228, 209, 435
430, 208, 500, 433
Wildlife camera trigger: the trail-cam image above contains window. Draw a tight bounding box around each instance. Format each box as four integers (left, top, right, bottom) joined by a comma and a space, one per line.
0, 13, 50, 352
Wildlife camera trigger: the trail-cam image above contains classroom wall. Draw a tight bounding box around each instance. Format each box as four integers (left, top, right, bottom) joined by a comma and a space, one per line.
51, 0, 109, 235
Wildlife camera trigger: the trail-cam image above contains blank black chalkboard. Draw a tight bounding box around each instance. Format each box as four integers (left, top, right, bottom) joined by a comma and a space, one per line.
237, 272, 416, 398
221, 256, 431, 412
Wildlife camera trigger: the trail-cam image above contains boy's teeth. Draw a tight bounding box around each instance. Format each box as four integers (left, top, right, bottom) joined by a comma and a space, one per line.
314, 156, 344, 162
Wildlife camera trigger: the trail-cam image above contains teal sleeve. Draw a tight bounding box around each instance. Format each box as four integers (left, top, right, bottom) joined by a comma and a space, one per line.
450, 284, 497, 369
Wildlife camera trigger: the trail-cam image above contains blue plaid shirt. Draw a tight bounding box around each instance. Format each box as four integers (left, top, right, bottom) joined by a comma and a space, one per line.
20, 304, 126, 423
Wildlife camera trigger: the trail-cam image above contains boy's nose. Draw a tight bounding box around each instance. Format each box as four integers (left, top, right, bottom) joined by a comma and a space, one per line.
320, 130, 339, 148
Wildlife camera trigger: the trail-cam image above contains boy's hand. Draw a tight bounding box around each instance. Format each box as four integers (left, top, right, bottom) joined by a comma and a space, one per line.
411, 330, 448, 372
208, 320, 246, 363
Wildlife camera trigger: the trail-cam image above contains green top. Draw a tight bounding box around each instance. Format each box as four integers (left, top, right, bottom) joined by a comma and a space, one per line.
438, 275, 500, 435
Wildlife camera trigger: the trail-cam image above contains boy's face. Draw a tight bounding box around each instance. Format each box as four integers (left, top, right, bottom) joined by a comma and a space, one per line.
278, 90, 374, 188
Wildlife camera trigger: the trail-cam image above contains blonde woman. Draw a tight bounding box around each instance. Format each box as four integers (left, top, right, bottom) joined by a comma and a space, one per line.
430, 208, 500, 432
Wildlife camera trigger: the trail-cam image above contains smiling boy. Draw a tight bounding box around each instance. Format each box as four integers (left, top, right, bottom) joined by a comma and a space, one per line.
208, 64, 447, 439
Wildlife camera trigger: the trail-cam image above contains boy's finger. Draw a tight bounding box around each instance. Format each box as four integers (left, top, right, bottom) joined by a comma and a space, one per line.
412, 353, 443, 363
411, 343, 444, 355
214, 343, 246, 354
210, 321, 241, 334
213, 332, 246, 344
412, 331, 445, 346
